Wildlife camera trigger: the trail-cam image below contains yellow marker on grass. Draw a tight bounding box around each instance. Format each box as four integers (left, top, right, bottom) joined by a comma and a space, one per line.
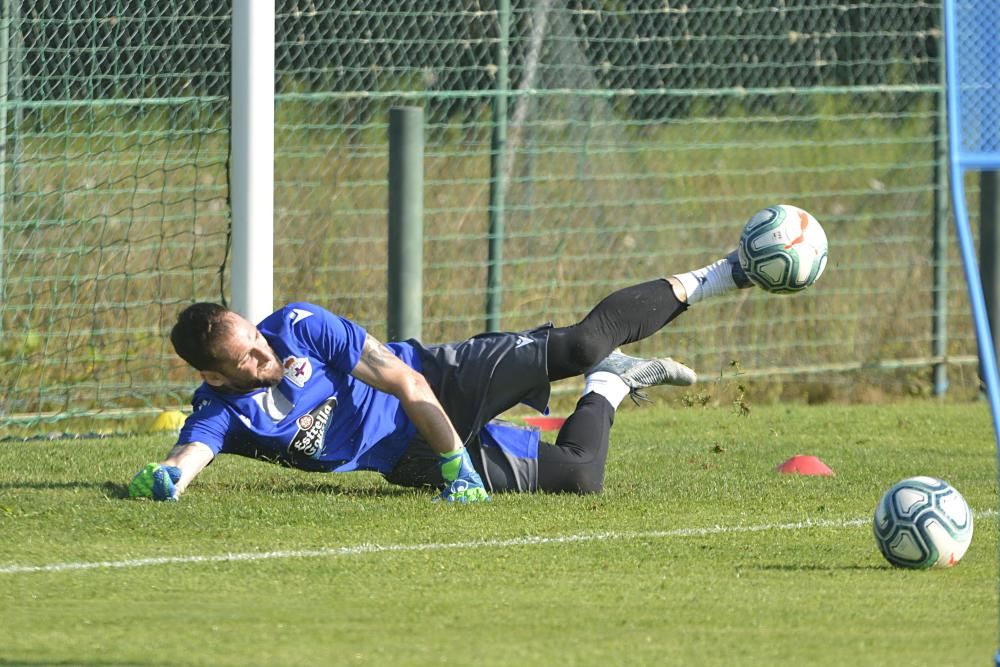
148, 410, 186, 433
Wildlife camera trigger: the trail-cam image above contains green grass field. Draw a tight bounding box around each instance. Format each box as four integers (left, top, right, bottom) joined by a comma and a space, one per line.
1, 401, 997, 667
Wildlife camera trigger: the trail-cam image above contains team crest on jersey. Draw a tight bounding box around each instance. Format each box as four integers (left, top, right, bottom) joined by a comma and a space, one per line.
288, 397, 337, 457
283, 355, 312, 387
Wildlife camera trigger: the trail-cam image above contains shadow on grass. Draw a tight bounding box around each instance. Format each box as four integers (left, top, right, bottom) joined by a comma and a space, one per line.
0, 479, 437, 501
751, 563, 887, 572
0, 660, 172, 667
236, 480, 429, 498
0, 480, 129, 497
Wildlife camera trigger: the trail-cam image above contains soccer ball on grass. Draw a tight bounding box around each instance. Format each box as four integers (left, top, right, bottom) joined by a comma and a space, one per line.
872, 476, 973, 569
737, 204, 828, 294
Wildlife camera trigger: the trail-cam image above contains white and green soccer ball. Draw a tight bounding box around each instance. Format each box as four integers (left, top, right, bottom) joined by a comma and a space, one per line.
737, 204, 828, 294
872, 476, 974, 569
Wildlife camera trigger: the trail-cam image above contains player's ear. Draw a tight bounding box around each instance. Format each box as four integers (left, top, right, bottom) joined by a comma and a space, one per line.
200, 369, 227, 387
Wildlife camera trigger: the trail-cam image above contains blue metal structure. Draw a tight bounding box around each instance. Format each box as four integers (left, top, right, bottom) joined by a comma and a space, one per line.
942, 2, 1000, 662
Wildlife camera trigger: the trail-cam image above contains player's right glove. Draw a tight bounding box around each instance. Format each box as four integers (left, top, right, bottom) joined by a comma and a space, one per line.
436, 447, 490, 503
128, 463, 182, 501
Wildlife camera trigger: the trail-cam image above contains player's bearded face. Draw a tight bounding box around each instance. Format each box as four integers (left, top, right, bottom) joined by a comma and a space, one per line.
211, 315, 284, 391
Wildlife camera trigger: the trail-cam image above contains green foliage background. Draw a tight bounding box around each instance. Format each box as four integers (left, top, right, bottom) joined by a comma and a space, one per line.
0, 2, 979, 422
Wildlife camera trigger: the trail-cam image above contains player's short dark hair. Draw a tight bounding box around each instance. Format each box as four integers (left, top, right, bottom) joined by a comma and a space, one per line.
170, 302, 235, 371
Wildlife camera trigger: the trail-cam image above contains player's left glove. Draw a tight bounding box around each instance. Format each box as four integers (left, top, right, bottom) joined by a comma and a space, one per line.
436, 447, 490, 503
128, 462, 182, 501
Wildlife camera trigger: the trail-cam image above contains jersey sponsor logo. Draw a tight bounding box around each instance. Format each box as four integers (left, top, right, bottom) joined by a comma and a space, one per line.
283, 356, 312, 387
289, 308, 314, 325
288, 397, 337, 457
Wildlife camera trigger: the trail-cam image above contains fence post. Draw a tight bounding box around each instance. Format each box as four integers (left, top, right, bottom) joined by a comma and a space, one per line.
486, 0, 510, 332
982, 170, 1000, 375
230, 0, 274, 324
0, 0, 9, 321
387, 107, 424, 342
932, 32, 949, 396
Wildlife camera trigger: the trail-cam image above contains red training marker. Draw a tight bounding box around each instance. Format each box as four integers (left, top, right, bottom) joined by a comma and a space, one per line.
523, 416, 566, 431
775, 455, 834, 476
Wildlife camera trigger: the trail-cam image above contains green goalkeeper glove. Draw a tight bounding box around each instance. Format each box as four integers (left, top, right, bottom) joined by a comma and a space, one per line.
436, 447, 490, 503
128, 462, 182, 501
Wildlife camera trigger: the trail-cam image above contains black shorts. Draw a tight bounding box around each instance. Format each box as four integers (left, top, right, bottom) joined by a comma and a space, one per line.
382, 324, 552, 492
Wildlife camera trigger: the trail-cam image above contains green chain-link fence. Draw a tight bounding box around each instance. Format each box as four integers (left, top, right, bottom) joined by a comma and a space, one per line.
0, 1, 981, 425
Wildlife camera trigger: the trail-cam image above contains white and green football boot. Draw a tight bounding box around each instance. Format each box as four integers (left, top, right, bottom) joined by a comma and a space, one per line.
586, 350, 697, 404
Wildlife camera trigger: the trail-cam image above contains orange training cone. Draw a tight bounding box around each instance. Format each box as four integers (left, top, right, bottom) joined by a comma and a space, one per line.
776, 455, 834, 476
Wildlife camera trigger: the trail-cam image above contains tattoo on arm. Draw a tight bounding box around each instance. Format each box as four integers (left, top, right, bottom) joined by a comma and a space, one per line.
166, 443, 196, 460
361, 336, 394, 370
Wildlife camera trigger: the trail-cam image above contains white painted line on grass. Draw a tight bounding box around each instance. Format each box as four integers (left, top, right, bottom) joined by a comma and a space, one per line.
3, 509, 994, 576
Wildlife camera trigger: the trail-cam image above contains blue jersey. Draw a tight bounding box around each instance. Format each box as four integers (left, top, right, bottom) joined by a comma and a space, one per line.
177, 303, 421, 473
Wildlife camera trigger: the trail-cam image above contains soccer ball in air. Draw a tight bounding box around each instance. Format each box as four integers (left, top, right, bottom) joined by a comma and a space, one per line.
872, 476, 973, 569
737, 204, 828, 294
